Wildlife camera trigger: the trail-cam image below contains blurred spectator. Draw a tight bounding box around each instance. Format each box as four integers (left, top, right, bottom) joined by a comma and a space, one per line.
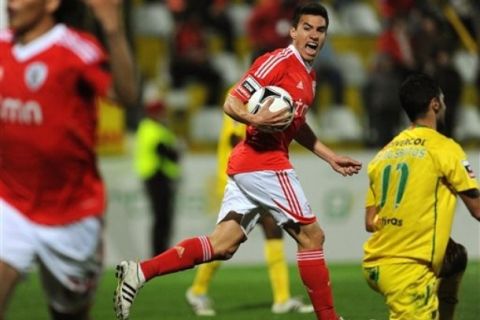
363, 54, 403, 147
428, 46, 462, 138
135, 98, 181, 255
166, 0, 235, 52
410, 7, 457, 72
408, 7, 462, 137
187, 0, 235, 52
364, 11, 416, 147
378, 0, 415, 21
246, 0, 296, 61
169, 11, 223, 107
377, 15, 415, 77
312, 41, 346, 112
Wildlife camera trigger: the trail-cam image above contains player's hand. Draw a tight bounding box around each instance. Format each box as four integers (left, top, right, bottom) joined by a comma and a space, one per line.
329, 155, 362, 176
252, 97, 292, 130
85, 0, 122, 34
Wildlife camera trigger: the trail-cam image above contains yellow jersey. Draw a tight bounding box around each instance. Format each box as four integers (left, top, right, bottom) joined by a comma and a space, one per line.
215, 113, 246, 198
363, 126, 479, 274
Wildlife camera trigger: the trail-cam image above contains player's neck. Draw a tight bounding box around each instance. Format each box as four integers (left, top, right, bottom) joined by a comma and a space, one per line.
412, 119, 436, 131
14, 18, 56, 45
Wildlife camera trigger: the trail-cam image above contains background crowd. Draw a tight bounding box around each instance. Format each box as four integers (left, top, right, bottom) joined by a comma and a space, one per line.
126, 0, 480, 149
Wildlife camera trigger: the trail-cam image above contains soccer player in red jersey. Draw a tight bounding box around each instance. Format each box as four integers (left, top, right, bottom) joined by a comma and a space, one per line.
0, 0, 138, 319
114, 2, 361, 320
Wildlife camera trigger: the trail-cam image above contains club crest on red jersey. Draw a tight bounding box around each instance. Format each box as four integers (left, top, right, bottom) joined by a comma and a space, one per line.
25, 62, 48, 91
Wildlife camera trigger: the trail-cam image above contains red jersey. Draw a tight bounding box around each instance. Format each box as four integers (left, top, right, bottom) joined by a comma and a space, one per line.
0, 24, 111, 225
228, 45, 316, 175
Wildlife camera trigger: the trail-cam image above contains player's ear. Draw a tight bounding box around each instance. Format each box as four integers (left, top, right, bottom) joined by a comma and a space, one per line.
46, 0, 61, 14
290, 27, 297, 40
430, 97, 440, 113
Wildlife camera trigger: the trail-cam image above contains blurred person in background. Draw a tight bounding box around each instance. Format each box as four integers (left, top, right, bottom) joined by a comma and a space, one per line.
166, 0, 234, 52
427, 45, 462, 139
362, 53, 403, 147
114, 3, 361, 320
0, 0, 138, 319
185, 113, 312, 316
363, 73, 480, 320
169, 10, 223, 107
134, 98, 181, 255
184, 0, 235, 53
246, 0, 296, 62
364, 7, 416, 147
312, 40, 346, 113
410, 8, 461, 138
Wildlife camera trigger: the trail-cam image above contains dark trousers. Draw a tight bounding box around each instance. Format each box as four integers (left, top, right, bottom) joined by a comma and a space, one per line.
144, 172, 176, 255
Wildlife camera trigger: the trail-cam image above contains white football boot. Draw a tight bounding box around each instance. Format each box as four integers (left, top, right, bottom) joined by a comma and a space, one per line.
185, 287, 216, 316
114, 261, 145, 319
271, 297, 314, 314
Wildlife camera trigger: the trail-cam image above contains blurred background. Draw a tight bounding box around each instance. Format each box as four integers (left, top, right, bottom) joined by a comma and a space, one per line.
1, 0, 479, 265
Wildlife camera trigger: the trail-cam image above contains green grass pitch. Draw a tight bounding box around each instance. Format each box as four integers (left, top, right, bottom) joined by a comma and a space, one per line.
8, 262, 480, 319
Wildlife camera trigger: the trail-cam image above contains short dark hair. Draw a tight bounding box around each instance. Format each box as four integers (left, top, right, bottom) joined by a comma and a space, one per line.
399, 73, 441, 122
292, 1, 329, 29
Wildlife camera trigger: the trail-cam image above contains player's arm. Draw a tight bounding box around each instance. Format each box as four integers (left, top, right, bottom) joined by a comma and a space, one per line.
365, 206, 379, 232
294, 122, 362, 176
458, 188, 480, 221
88, 0, 138, 107
223, 94, 290, 129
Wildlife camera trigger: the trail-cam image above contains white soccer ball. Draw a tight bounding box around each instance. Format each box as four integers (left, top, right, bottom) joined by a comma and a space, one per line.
247, 85, 294, 132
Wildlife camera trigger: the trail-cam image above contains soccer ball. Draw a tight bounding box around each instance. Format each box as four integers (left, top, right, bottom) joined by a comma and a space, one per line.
247, 85, 294, 132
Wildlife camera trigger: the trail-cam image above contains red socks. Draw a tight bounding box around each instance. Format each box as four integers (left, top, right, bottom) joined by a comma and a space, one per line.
140, 236, 213, 281
297, 250, 338, 320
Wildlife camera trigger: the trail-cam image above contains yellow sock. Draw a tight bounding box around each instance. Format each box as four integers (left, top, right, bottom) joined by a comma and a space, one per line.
190, 261, 222, 295
265, 239, 290, 304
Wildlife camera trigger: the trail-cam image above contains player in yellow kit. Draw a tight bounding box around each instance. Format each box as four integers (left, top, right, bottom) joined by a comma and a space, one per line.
185, 113, 313, 316
362, 74, 480, 320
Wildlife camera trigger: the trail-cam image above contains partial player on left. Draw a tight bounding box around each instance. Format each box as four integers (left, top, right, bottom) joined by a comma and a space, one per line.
0, 0, 138, 319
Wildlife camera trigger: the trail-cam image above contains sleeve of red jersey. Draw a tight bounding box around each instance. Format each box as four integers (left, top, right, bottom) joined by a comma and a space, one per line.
231, 54, 282, 104
79, 35, 112, 98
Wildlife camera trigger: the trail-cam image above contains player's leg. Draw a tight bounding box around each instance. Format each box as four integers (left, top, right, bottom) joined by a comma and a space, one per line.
259, 213, 312, 314
367, 263, 438, 320
260, 214, 291, 308
115, 176, 259, 319
438, 238, 468, 320
0, 261, 21, 318
284, 221, 339, 320
36, 216, 103, 320
232, 170, 340, 320
115, 215, 246, 319
0, 200, 38, 319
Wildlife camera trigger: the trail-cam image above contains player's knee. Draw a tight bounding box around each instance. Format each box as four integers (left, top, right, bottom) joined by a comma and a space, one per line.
439, 240, 468, 278
211, 240, 241, 261
300, 228, 325, 250
214, 246, 239, 261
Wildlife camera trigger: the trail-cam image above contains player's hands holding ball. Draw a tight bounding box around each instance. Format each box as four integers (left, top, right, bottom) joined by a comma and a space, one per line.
247, 86, 295, 133
251, 97, 293, 132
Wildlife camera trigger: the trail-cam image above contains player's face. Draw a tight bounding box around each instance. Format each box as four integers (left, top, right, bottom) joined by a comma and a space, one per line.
290, 14, 327, 63
7, 0, 58, 35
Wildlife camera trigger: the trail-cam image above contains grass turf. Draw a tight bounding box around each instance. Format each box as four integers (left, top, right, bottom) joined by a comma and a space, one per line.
8, 262, 480, 319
